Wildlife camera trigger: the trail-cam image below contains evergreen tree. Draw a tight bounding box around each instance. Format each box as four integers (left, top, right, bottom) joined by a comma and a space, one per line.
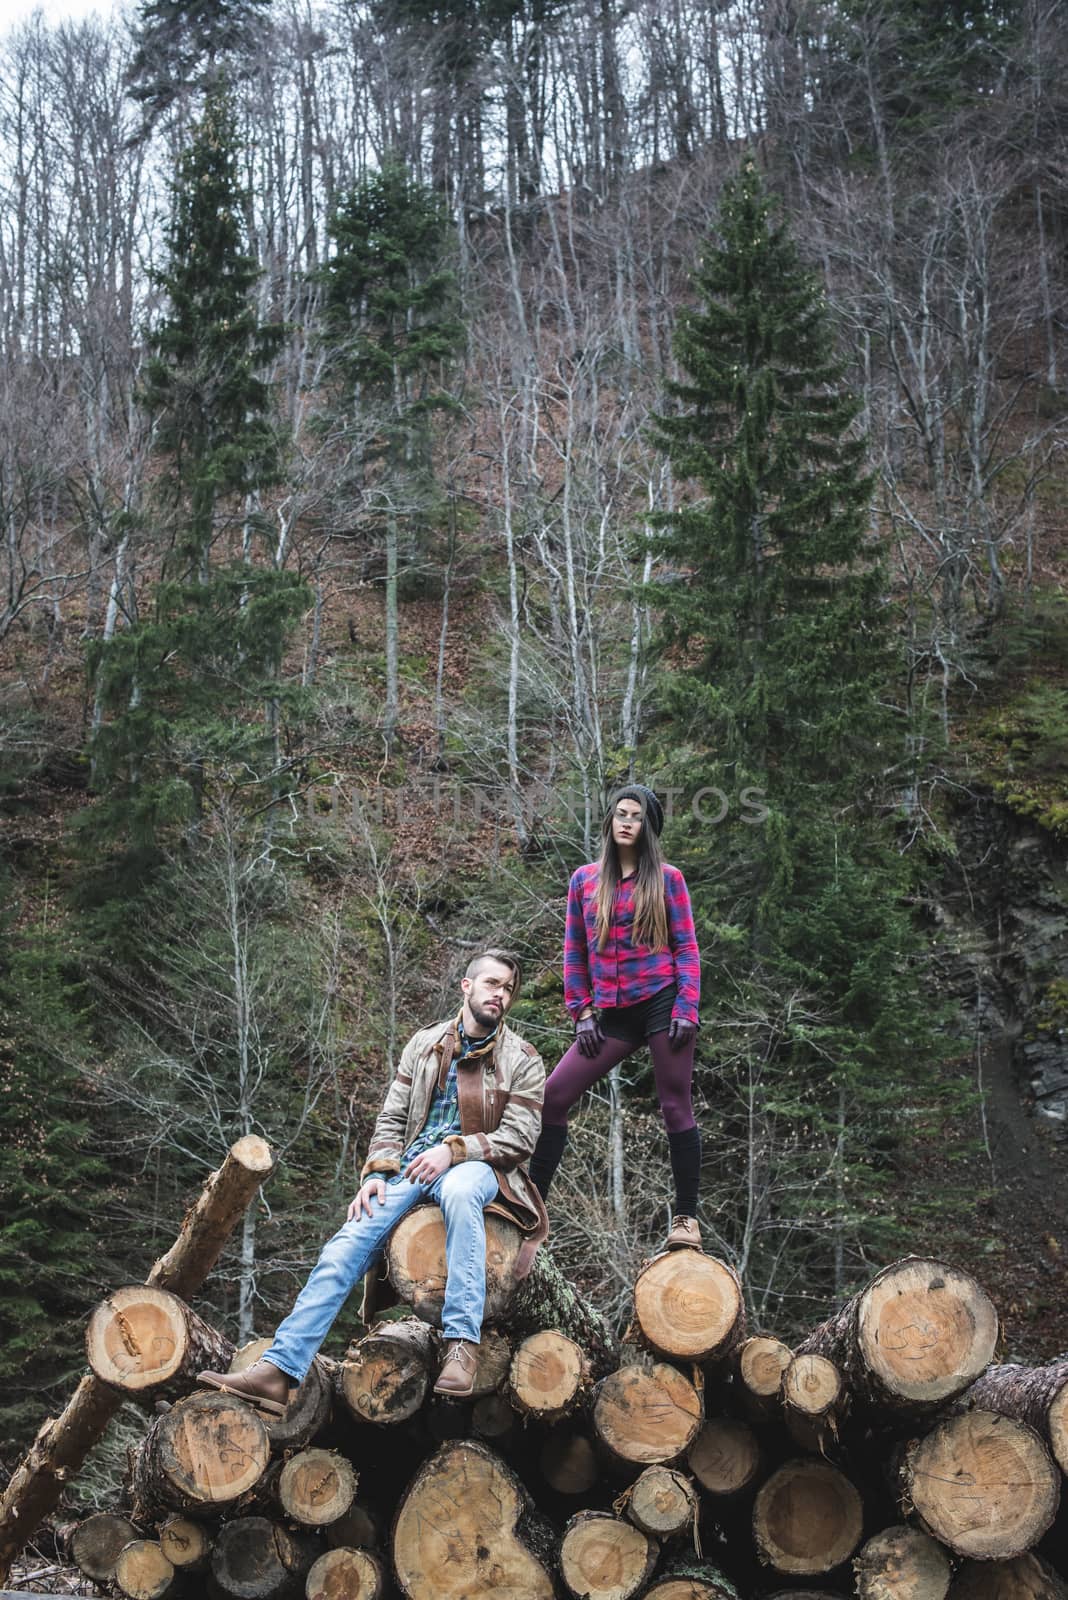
318, 162, 462, 752
649, 160, 961, 1313
127, 0, 272, 127
87, 85, 306, 861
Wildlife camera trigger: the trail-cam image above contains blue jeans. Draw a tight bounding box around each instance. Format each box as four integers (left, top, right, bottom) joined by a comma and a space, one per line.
264, 1161, 499, 1382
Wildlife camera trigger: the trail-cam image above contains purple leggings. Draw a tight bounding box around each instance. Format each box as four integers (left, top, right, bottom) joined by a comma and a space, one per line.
541, 1026, 697, 1134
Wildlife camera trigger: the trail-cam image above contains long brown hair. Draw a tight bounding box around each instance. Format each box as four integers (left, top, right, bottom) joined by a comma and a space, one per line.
594, 796, 668, 952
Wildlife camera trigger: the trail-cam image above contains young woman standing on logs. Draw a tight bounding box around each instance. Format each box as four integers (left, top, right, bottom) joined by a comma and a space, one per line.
529, 784, 703, 1250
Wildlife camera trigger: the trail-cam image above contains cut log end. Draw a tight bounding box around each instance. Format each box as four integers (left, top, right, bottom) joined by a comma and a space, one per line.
623, 1466, 699, 1539
560, 1511, 658, 1600
157, 1516, 211, 1571
947, 1553, 1068, 1600
86, 1285, 233, 1399
278, 1448, 357, 1527
394, 1441, 555, 1600
230, 1134, 274, 1173
739, 1336, 793, 1399
338, 1318, 433, 1425
858, 1258, 998, 1405
70, 1513, 141, 1582
306, 1546, 383, 1600
687, 1417, 760, 1496
905, 1410, 1060, 1559
211, 1516, 316, 1600
387, 1208, 518, 1325
633, 1252, 744, 1361
593, 1362, 703, 1467
644, 1562, 740, 1600
114, 1539, 178, 1600
753, 1458, 864, 1574
136, 1390, 270, 1514
783, 1353, 843, 1418
854, 1526, 952, 1600
509, 1330, 587, 1419
540, 1432, 600, 1497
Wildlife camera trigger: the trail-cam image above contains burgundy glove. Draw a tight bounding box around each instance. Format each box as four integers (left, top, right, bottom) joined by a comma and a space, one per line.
575, 1014, 605, 1058
667, 1016, 697, 1051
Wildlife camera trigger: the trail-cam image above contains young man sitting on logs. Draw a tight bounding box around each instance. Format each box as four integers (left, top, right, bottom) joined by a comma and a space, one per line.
199, 949, 547, 1406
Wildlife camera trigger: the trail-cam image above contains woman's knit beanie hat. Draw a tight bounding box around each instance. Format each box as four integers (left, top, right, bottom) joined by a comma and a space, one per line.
609, 783, 664, 837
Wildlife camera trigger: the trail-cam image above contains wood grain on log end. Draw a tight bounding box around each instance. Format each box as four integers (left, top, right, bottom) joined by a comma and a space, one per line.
947, 1553, 1068, 1600
541, 1432, 600, 1496
904, 1411, 1059, 1559
393, 1440, 555, 1599
278, 1448, 357, 1527
857, 1259, 998, 1405
560, 1510, 658, 1600
114, 1539, 178, 1600
157, 1516, 211, 1571
854, 1525, 951, 1600
387, 1208, 517, 1325
337, 1318, 433, 1425
70, 1513, 141, 1582
87, 1286, 233, 1400
593, 1363, 703, 1467
687, 1416, 760, 1496
306, 1545, 383, 1600
136, 1390, 270, 1515
644, 1561, 740, 1599
623, 1465, 699, 1538
211, 1516, 316, 1600
633, 1252, 744, 1361
739, 1336, 793, 1399
783, 1353, 843, 1418
753, 1458, 863, 1574
509, 1330, 587, 1420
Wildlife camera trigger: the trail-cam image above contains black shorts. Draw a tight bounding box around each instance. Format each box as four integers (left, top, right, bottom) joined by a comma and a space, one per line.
599, 983, 677, 1043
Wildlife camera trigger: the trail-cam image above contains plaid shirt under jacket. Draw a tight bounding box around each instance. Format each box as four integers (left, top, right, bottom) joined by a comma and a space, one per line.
564, 861, 701, 1025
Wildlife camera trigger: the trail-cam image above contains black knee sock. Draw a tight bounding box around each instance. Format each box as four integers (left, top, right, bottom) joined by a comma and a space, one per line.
529, 1123, 568, 1200
667, 1126, 702, 1218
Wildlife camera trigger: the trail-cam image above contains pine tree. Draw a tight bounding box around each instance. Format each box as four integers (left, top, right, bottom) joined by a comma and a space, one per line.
318, 162, 462, 753
87, 85, 306, 859
127, 0, 272, 127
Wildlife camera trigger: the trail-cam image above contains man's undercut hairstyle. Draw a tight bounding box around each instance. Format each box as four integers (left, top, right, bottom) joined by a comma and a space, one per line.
465, 948, 522, 997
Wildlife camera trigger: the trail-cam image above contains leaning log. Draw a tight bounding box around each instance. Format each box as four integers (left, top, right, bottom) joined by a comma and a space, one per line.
592, 1362, 703, 1472
632, 1252, 745, 1363
306, 1546, 384, 1600
559, 1510, 658, 1600
854, 1526, 952, 1600
70, 1513, 141, 1585
385, 1208, 617, 1372
753, 1458, 864, 1574
132, 1390, 271, 1520
900, 1410, 1060, 1560
210, 1516, 317, 1600
86, 1285, 234, 1404
336, 1317, 435, 1426
796, 1257, 998, 1413
0, 1133, 274, 1585
393, 1440, 556, 1600
946, 1554, 1068, 1600
965, 1360, 1068, 1474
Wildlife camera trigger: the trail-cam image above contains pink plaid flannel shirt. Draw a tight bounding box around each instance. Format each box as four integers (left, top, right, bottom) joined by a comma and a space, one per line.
564, 862, 701, 1025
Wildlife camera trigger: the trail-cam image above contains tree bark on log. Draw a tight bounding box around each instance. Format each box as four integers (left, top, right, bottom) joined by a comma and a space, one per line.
113, 1539, 180, 1600
753, 1459, 864, 1574
854, 1526, 952, 1600
686, 1417, 761, 1498
796, 1257, 998, 1413
592, 1363, 703, 1472
965, 1360, 1068, 1474
87, 1286, 234, 1404
559, 1510, 658, 1600
900, 1410, 1060, 1560
132, 1391, 271, 1520
70, 1512, 141, 1584
230, 1340, 333, 1451
385, 1210, 617, 1373
946, 1554, 1068, 1600
632, 1252, 745, 1363
306, 1546, 384, 1600
336, 1318, 435, 1426
277, 1449, 357, 1529
618, 1465, 699, 1540
508, 1330, 589, 1422
0, 1134, 274, 1585
642, 1561, 741, 1599
210, 1516, 317, 1600
392, 1440, 556, 1600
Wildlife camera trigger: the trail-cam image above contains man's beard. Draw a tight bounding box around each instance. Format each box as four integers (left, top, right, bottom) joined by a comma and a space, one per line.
469, 1000, 501, 1032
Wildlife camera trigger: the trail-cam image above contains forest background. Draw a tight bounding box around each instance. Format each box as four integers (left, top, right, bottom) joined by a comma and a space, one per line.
1, 0, 1067, 1504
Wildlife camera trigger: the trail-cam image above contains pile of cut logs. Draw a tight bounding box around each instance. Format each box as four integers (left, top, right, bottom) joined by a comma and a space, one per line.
65, 1207, 1068, 1600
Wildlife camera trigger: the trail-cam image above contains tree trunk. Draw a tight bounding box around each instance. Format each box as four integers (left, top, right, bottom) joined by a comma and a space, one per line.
86, 1286, 234, 1404
686, 1417, 761, 1498
385, 1210, 617, 1372
947, 1555, 1068, 1600
508, 1330, 589, 1423
796, 1257, 998, 1412
306, 1546, 384, 1600
277, 1449, 357, 1528
965, 1360, 1068, 1474
229, 1340, 333, 1451
899, 1411, 1059, 1560
592, 1363, 703, 1472
157, 1516, 212, 1574
132, 1391, 270, 1520
336, 1317, 435, 1426
619, 1465, 699, 1540
854, 1526, 952, 1600
0, 1135, 274, 1584
114, 1540, 180, 1600
752, 1459, 864, 1574
70, 1513, 141, 1584
560, 1510, 658, 1600
393, 1441, 556, 1599
210, 1516, 317, 1600
632, 1251, 745, 1362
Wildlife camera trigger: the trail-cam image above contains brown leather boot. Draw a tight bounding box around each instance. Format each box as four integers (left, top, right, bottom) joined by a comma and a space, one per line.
433, 1339, 478, 1398
197, 1358, 293, 1417
665, 1214, 702, 1251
